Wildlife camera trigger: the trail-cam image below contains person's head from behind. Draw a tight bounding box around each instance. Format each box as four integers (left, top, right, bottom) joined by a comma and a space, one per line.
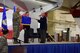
2, 29, 9, 36
25, 11, 29, 16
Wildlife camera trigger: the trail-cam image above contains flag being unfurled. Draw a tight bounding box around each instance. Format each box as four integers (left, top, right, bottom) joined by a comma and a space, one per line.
2, 6, 7, 30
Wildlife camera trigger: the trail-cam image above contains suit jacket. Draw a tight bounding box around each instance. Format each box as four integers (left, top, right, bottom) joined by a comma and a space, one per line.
38, 16, 47, 31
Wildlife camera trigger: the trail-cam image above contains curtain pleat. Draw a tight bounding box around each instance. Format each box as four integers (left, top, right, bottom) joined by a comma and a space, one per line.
8, 43, 80, 53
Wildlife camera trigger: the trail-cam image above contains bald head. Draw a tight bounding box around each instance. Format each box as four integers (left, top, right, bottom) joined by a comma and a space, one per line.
16, 7, 21, 12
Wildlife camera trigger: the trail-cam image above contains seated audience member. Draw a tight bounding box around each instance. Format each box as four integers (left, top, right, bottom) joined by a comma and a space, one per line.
0, 29, 9, 53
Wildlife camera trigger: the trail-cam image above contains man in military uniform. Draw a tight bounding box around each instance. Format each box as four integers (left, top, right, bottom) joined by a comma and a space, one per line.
13, 8, 21, 43
0, 29, 8, 53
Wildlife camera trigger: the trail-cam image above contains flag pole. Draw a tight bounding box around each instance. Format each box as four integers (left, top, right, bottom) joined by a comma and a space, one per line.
13, 0, 16, 12
3, 0, 5, 6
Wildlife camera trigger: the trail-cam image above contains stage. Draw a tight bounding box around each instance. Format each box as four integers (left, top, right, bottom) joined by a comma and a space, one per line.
8, 42, 80, 53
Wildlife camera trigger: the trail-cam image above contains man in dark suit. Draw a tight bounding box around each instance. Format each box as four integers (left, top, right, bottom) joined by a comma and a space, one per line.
37, 13, 47, 43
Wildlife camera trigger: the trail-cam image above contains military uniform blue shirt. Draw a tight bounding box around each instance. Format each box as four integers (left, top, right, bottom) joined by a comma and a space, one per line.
22, 16, 31, 24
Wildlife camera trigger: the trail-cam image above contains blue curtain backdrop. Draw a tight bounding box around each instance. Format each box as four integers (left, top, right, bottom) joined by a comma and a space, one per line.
8, 43, 80, 53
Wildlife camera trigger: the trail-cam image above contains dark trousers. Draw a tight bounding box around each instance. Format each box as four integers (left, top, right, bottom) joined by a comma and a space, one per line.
40, 29, 46, 43
37, 29, 46, 43
23, 25, 30, 43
